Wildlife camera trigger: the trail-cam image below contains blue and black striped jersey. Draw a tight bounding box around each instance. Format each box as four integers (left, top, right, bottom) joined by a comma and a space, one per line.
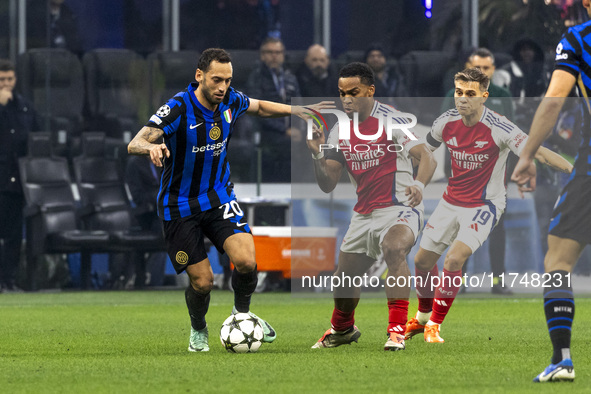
147, 83, 250, 220
555, 20, 591, 176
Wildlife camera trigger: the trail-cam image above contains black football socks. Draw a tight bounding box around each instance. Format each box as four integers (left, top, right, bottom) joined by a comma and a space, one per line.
232, 267, 258, 313
543, 270, 574, 364
185, 285, 210, 331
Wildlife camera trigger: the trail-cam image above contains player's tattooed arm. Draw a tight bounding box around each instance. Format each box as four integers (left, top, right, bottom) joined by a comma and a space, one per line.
128, 126, 164, 154
534, 146, 573, 174
128, 126, 170, 167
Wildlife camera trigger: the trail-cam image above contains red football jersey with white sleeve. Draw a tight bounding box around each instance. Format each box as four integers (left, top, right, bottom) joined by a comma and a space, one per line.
425, 107, 528, 210
325, 101, 421, 214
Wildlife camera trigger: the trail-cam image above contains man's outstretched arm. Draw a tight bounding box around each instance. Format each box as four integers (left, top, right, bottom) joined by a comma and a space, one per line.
246, 99, 334, 119
534, 146, 573, 174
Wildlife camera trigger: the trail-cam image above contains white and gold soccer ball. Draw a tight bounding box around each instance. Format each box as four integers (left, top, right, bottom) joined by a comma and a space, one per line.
220, 313, 264, 353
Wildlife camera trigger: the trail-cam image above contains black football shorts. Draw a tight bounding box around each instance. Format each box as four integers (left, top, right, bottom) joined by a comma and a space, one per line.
548, 176, 591, 245
162, 200, 251, 273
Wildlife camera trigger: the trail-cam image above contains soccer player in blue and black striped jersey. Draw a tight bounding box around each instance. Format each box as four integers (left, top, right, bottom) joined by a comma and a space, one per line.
128, 48, 330, 352
512, 0, 591, 383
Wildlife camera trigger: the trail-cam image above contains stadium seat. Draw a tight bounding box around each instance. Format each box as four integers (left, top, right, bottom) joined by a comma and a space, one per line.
399, 50, 454, 97
336, 50, 365, 63
72, 132, 165, 286
334, 50, 365, 71
227, 49, 260, 92
17, 48, 85, 156
19, 132, 111, 290
399, 50, 454, 123
284, 49, 307, 73
147, 50, 200, 112
82, 49, 148, 142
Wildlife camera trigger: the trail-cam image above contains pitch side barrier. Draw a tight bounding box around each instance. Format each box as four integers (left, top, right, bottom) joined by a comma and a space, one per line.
289, 97, 591, 298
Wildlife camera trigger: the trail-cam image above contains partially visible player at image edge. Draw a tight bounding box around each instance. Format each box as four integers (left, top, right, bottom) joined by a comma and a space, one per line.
128, 48, 332, 352
405, 67, 572, 345
511, 0, 591, 383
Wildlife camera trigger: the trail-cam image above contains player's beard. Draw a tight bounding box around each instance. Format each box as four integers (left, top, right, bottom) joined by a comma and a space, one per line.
311, 66, 327, 78
202, 84, 225, 107
372, 63, 386, 74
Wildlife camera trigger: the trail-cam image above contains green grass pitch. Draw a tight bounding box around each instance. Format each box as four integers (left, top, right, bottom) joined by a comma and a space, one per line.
1, 290, 590, 393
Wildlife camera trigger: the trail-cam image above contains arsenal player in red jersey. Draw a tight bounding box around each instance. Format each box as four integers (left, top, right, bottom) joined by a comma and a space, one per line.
307, 62, 437, 351
405, 68, 572, 344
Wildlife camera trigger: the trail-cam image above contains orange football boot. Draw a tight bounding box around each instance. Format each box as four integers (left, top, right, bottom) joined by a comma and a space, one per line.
404, 318, 425, 340
424, 323, 444, 343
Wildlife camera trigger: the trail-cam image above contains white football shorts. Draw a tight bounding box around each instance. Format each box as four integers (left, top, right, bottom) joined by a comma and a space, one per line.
419, 199, 502, 255
341, 205, 424, 260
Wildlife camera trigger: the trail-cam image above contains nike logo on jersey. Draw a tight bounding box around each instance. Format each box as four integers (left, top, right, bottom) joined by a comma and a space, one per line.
190, 122, 203, 129
446, 136, 458, 147
236, 222, 247, 227
474, 141, 489, 148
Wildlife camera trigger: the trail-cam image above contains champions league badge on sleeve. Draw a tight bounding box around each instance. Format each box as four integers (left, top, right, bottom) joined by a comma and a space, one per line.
156, 104, 171, 118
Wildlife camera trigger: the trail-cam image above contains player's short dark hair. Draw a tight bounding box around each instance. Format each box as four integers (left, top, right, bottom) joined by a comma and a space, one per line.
469, 48, 495, 65
339, 62, 375, 86
197, 48, 232, 73
0, 59, 16, 73
454, 67, 490, 92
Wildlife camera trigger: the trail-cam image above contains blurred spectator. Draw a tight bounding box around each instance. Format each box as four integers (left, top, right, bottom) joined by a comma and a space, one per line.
247, 37, 301, 182
364, 44, 408, 99
28, 0, 83, 56
0, 59, 39, 292
295, 44, 338, 97
125, 155, 166, 288
501, 38, 550, 98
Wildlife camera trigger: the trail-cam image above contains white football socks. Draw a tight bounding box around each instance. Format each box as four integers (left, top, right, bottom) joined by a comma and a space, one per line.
416, 310, 431, 325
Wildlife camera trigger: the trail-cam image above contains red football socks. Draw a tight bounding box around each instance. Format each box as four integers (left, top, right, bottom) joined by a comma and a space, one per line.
415, 265, 439, 313
331, 308, 355, 332
387, 299, 409, 334
430, 269, 462, 324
